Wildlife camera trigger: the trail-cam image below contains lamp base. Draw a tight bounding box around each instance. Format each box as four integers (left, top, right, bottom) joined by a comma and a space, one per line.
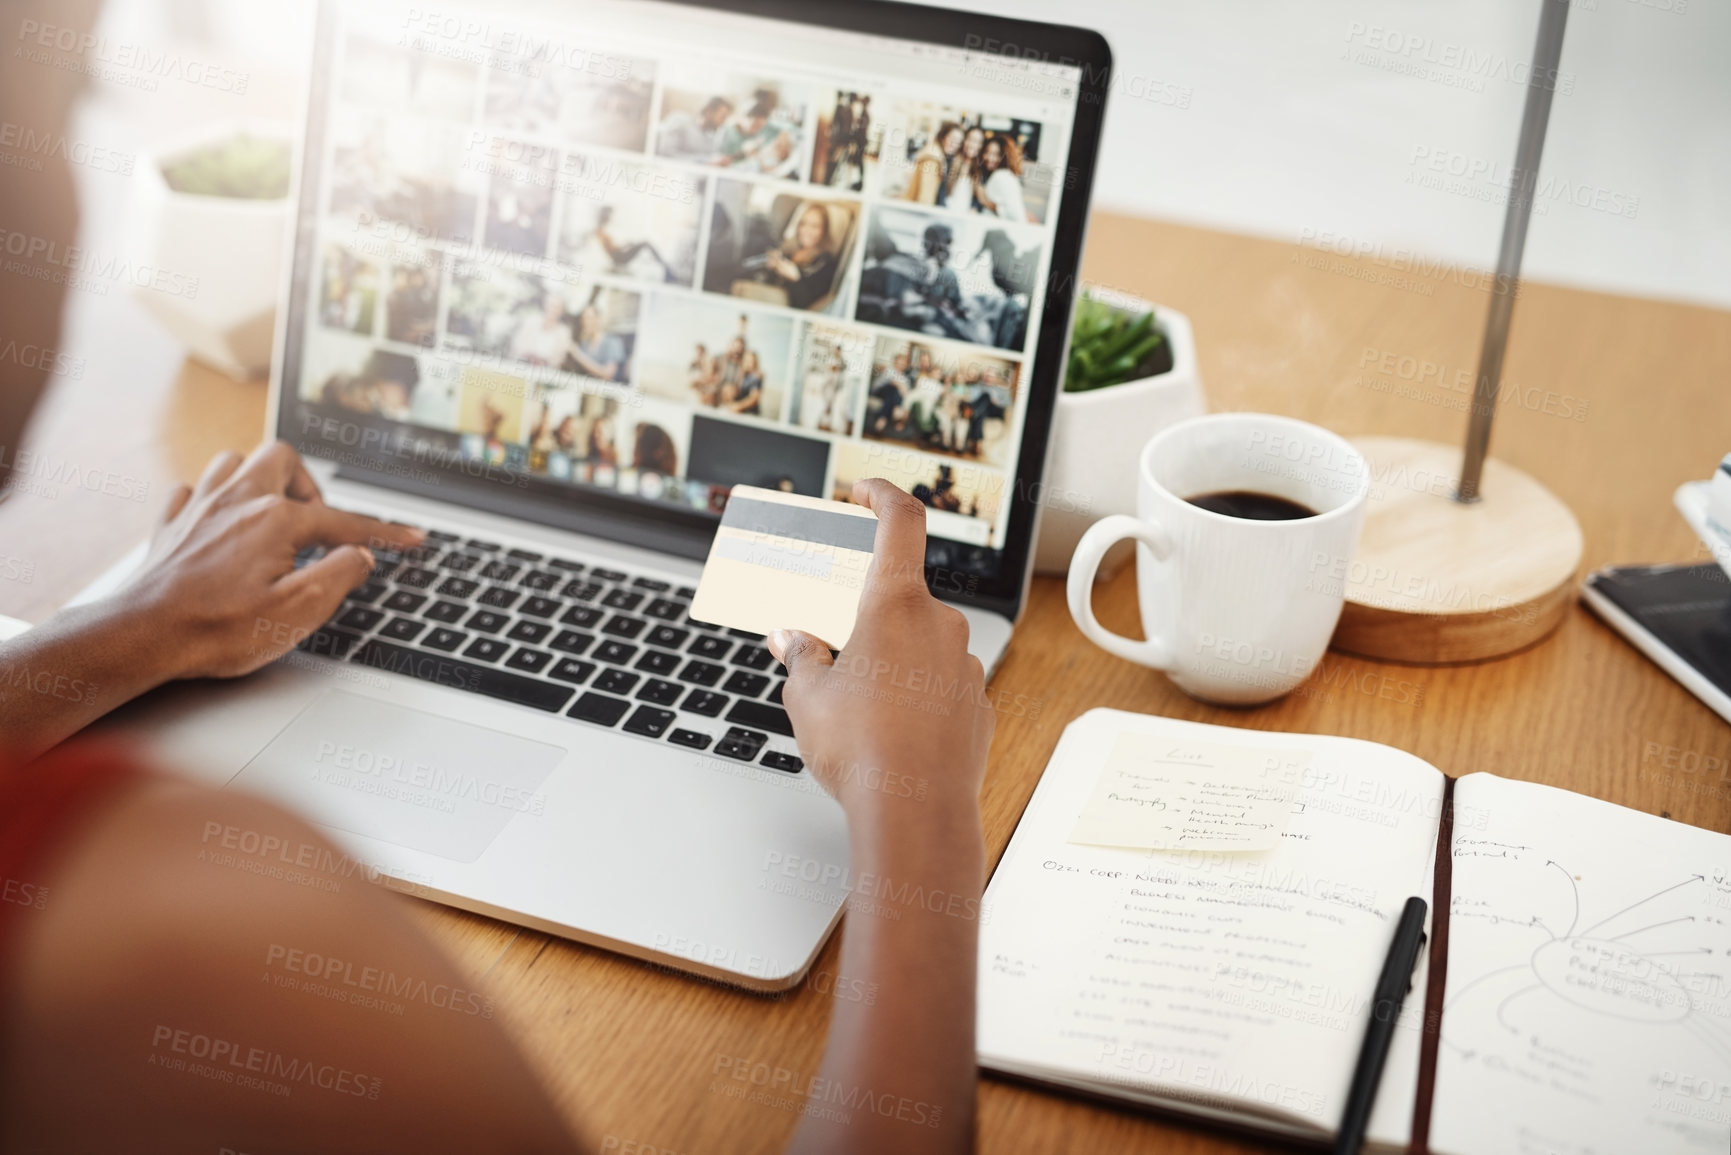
1332, 437, 1584, 664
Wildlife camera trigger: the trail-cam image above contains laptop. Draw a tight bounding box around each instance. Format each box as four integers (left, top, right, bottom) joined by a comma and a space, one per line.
85, 0, 1110, 989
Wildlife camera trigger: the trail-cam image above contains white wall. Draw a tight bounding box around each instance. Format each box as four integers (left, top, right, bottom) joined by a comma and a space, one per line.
940, 0, 1731, 308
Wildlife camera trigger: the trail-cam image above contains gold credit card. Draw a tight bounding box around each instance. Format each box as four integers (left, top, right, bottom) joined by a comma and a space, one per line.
689, 485, 879, 649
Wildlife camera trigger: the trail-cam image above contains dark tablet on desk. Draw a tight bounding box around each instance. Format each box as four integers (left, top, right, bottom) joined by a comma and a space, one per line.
1582, 563, 1731, 725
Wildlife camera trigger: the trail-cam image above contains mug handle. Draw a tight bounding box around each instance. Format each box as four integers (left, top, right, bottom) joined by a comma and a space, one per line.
1066, 515, 1176, 670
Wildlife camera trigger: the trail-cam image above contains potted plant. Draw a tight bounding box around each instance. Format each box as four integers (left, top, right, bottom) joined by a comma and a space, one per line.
1033, 285, 1206, 575
127, 124, 295, 380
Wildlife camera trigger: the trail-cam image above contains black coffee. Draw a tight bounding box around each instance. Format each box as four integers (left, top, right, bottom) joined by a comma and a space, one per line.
1186, 490, 1317, 521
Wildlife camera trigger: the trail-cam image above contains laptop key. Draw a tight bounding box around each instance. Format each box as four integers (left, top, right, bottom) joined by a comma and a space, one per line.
425, 600, 467, 624
715, 727, 767, 762
422, 628, 467, 653
568, 692, 631, 726
668, 728, 712, 750
636, 649, 682, 676
380, 617, 426, 643
760, 751, 803, 773
550, 630, 595, 655
726, 699, 794, 738
594, 640, 637, 665
675, 585, 697, 600
337, 607, 385, 632
396, 566, 438, 590
437, 577, 479, 599
506, 547, 544, 562
478, 585, 521, 609
424, 529, 459, 543
300, 624, 361, 659
348, 581, 388, 605
646, 625, 689, 649
727, 628, 765, 641
623, 705, 676, 738
731, 644, 774, 670
767, 680, 785, 705
677, 660, 726, 687
519, 595, 560, 618
463, 637, 510, 663
594, 669, 639, 695
602, 589, 644, 611
440, 552, 482, 574
504, 647, 552, 674
466, 610, 509, 634
591, 567, 627, 582
644, 598, 683, 621
382, 590, 427, 614
631, 577, 671, 592
549, 658, 596, 685
548, 558, 585, 572
465, 538, 500, 552
507, 620, 552, 644
602, 614, 647, 639
521, 570, 559, 592
479, 560, 520, 583
561, 605, 603, 628
723, 670, 769, 698
561, 580, 602, 601
369, 557, 401, 581
689, 635, 732, 660
636, 678, 683, 705
350, 639, 573, 713
681, 689, 727, 716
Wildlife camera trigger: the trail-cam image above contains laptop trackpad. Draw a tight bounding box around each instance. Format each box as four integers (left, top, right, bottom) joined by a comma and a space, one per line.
231, 691, 566, 864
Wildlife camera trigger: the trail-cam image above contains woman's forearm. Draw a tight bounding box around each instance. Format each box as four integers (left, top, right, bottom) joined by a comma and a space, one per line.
787, 800, 984, 1155
0, 599, 179, 761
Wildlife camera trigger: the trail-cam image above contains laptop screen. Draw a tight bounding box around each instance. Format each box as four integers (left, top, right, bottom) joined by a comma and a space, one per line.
281, 0, 1091, 589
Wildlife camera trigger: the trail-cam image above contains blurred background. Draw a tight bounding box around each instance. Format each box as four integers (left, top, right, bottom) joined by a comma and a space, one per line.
74, 0, 1731, 308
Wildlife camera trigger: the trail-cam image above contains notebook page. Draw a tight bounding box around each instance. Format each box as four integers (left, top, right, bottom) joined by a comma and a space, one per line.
979, 709, 1444, 1146
1434, 773, 1731, 1155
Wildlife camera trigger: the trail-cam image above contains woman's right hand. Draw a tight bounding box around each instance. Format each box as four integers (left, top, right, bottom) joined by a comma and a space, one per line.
768, 480, 994, 830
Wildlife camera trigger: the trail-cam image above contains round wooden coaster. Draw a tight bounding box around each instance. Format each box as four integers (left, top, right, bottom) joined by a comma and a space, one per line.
1332, 437, 1584, 664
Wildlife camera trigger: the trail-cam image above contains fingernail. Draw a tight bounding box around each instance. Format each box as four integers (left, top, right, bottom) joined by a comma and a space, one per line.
358, 547, 375, 569
766, 629, 789, 660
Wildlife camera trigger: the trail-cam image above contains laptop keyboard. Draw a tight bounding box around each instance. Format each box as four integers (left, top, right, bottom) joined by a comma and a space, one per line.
294, 526, 804, 775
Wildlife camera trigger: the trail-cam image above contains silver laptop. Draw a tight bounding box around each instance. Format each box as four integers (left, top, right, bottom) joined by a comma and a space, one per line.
86, 0, 1109, 989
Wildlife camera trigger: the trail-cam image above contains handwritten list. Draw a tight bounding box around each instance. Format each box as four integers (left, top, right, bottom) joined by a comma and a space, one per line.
1067, 733, 1308, 851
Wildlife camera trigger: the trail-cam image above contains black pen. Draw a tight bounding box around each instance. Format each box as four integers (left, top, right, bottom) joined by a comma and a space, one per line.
1333, 896, 1428, 1155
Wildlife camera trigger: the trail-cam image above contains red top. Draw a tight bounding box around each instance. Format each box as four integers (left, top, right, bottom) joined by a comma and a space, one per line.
0, 743, 143, 963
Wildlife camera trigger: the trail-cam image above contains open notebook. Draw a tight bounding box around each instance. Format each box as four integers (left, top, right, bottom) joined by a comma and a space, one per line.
978, 709, 1730, 1155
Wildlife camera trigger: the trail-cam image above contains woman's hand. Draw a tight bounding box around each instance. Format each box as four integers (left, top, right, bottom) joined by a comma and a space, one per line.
0, 441, 424, 760
769, 478, 994, 1155
768, 479, 993, 827
114, 440, 423, 681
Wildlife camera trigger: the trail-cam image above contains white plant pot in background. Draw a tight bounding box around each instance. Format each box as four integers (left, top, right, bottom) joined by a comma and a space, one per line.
127, 121, 294, 381
1034, 296, 1206, 577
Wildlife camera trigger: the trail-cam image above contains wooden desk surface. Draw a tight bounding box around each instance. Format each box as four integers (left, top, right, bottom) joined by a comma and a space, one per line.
6, 213, 1730, 1153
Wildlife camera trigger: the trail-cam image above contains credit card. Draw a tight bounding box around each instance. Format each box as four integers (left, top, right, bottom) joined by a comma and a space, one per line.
689, 485, 879, 649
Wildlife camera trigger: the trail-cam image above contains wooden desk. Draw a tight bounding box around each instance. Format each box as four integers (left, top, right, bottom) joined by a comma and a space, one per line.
5, 214, 1729, 1153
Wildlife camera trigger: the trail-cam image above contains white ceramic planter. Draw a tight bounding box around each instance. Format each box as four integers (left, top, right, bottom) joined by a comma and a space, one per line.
1034, 291, 1206, 577
127, 121, 294, 380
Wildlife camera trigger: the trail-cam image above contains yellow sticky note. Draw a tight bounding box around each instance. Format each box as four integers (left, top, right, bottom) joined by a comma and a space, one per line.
1068, 733, 1308, 852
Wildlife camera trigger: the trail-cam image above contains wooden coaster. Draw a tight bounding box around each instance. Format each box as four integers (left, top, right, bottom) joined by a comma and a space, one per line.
1332, 437, 1584, 664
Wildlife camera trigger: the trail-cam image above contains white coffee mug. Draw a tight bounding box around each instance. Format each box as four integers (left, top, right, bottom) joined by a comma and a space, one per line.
1066, 413, 1370, 705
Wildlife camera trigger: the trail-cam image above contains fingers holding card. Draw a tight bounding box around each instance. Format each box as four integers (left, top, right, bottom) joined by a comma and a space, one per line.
689, 485, 879, 649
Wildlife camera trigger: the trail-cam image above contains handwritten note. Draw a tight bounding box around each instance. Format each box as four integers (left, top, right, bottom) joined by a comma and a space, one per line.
1067, 733, 1308, 851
